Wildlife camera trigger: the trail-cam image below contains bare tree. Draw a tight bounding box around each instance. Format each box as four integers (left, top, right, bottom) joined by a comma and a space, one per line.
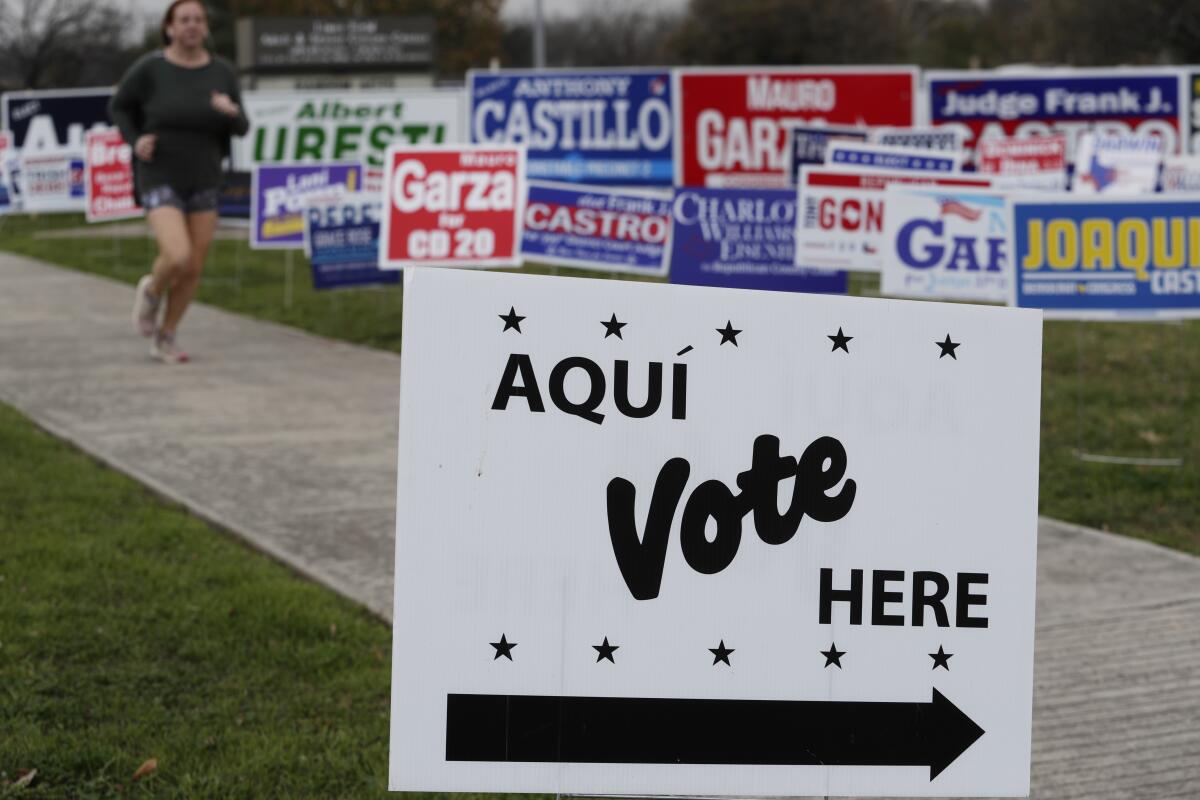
0, 0, 139, 89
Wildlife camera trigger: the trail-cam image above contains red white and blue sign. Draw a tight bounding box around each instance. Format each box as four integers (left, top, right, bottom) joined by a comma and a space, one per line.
1010, 195, 1200, 319
521, 181, 671, 276
468, 69, 673, 186
304, 193, 398, 290
826, 142, 962, 173
669, 187, 847, 293
925, 69, 1185, 165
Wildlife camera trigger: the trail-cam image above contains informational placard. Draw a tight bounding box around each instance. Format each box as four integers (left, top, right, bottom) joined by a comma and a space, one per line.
976, 135, 1068, 191
235, 89, 465, 170
303, 192, 399, 290
521, 181, 671, 276
1159, 155, 1200, 192
880, 186, 1009, 303
390, 267, 1042, 797
1010, 195, 1200, 319
675, 67, 918, 188
251, 162, 362, 249
784, 124, 868, 184
670, 186, 846, 293
825, 142, 963, 174
1070, 132, 1163, 195
235, 16, 435, 72
83, 129, 139, 223
925, 69, 1185, 166
469, 69, 673, 186
795, 167, 992, 272
871, 127, 964, 152
379, 144, 525, 269
0, 131, 13, 214
1, 88, 112, 212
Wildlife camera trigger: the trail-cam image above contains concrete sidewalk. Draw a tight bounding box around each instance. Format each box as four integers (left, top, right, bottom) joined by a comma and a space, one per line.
0, 252, 1196, 798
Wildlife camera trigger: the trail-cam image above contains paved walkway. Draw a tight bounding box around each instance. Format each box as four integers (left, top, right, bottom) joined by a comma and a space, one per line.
0, 251, 1196, 798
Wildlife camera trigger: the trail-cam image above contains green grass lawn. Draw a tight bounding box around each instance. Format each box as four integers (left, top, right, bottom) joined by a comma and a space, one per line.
1, 213, 1197, 558
0, 400, 555, 800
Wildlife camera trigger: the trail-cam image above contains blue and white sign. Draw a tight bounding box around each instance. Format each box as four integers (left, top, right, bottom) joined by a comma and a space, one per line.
784, 124, 868, 184
826, 142, 963, 174
670, 187, 847, 293
1, 88, 111, 212
0, 131, 13, 214
521, 181, 671, 275
1010, 195, 1200, 319
871, 126, 964, 152
925, 68, 1186, 165
1071, 132, 1163, 195
468, 69, 673, 186
251, 161, 362, 249
1160, 155, 1200, 192
881, 186, 1010, 303
303, 192, 399, 290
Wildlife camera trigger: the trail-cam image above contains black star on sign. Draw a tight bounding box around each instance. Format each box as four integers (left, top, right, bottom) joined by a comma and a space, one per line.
936, 334, 960, 359
593, 637, 619, 663
930, 645, 953, 671
601, 314, 627, 339
490, 634, 517, 660
828, 327, 853, 353
716, 321, 742, 347
710, 640, 735, 666
498, 307, 525, 333
821, 643, 846, 669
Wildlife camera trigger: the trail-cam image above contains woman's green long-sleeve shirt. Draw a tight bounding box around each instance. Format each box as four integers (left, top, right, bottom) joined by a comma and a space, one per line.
109, 52, 250, 195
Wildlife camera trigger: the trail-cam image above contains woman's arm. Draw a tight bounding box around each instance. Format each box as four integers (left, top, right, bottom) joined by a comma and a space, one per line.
109, 56, 152, 148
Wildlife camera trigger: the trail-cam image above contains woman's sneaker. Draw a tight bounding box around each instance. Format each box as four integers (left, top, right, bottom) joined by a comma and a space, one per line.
151, 331, 189, 364
132, 275, 160, 337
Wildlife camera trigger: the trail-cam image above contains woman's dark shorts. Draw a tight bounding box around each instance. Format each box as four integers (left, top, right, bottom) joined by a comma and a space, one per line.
140, 184, 220, 214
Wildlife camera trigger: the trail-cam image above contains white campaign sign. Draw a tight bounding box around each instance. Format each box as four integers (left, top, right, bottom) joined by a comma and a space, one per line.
390, 269, 1042, 798
881, 186, 1011, 303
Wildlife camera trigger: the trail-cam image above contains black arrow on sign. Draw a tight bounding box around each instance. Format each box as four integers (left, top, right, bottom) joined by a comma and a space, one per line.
446, 688, 983, 780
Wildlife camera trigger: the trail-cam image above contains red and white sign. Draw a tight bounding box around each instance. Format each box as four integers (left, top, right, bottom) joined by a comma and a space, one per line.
795, 167, 992, 272
84, 129, 140, 222
674, 67, 918, 189
380, 145, 526, 269
976, 135, 1068, 191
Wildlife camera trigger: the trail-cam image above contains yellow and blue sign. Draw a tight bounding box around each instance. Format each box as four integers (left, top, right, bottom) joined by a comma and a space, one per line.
1011, 196, 1200, 319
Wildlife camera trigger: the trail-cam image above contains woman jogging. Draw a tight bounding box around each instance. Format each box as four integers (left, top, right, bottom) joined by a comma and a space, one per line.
110, 0, 249, 363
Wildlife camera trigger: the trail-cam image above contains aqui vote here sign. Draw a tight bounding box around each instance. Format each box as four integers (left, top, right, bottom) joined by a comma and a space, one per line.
389, 269, 1042, 797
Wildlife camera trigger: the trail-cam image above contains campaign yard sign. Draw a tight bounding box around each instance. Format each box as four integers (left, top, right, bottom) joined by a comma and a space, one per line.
251, 162, 362, 249
1160, 155, 1200, 192
784, 124, 869, 184
521, 182, 671, 276
825, 142, 964, 174
675, 67, 918, 188
881, 187, 1010, 303
871, 127, 964, 152
1070, 133, 1163, 195
236, 89, 465, 170
925, 68, 1185, 166
669, 187, 846, 293
976, 135, 1068, 191
1, 88, 112, 212
84, 129, 139, 223
795, 167, 992, 272
469, 69, 673, 186
1010, 195, 1200, 319
303, 192, 398, 290
389, 267, 1042, 797
379, 144, 525, 269
0, 131, 13, 213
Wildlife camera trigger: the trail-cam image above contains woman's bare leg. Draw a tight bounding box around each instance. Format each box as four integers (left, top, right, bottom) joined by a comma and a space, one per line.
160, 210, 218, 336
145, 206, 192, 297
